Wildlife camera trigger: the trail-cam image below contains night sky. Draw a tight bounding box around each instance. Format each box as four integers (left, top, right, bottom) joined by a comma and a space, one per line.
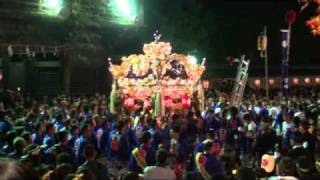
141, 0, 320, 77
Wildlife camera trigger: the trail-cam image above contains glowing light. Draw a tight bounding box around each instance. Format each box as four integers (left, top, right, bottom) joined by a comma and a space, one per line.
189, 55, 197, 65
255, 79, 261, 87
293, 78, 299, 85
304, 77, 311, 84
108, 0, 139, 25
269, 79, 275, 85
39, 0, 63, 16
315, 77, 320, 84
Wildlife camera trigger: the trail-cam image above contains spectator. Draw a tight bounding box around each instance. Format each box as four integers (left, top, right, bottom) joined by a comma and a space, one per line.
195, 141, 224, 179
8, 137, 26, 160
129, 131, 156, 173
143, 148, 176, 180
289, 133, 307, 160
270, 156, 298, 180
78, 145, 109, 180
0, 158, 39, 180
296, 156, 316, 180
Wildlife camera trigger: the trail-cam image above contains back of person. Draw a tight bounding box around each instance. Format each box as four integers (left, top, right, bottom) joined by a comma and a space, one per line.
143, 166, 176, 180
143, 148, 176, 180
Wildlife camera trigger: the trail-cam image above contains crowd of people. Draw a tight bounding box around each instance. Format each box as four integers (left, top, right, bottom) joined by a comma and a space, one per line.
0, 86, 320, 180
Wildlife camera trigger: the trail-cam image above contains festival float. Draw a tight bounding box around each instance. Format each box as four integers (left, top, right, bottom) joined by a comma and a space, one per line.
108, 32, 206, 116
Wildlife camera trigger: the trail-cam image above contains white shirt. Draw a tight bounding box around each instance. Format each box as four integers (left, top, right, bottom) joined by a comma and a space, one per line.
143, 166, 176, 180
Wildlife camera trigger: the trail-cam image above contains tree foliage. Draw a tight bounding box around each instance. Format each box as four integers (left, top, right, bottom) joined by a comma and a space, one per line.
64, 0, 108, 61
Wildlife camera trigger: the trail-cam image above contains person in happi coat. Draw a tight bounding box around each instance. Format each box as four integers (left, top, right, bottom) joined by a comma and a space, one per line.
129, 131, 156, 173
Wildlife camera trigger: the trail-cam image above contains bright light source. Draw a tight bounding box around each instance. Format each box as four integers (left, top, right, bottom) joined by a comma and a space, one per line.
254, 79, 261, 86
293, 78, 299, 85
304, 77, 311, 84
109, 0, 139, 25
315, 77, 320, 84
39, 0, 63, 16
189, 55, 197, 65
269, 79, 275, 85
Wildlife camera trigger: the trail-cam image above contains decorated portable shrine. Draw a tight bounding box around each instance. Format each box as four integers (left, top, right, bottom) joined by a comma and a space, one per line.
108, 32, 206, 116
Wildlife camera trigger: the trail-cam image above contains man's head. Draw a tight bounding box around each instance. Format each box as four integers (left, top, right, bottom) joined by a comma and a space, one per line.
115, 120, 126, 132
45, 123, 55, 135
170, 126, 180, 140
156, 148, 168, 165
290, 132, 302, 146
80, 123, 91, 137
57, 131, 68, 145
84, 145, 96, 160
13, 137, 26, 154
141, 131, 152, 145
296, 156, 312, 176
207, 129, 215, 140
278, 157, 296, 176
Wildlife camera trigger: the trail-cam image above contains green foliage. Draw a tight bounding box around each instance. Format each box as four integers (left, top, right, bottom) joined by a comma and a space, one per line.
64, 0, 108, 61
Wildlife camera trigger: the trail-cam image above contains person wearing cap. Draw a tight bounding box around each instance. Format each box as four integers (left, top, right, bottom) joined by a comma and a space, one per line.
129, 131, 156, 173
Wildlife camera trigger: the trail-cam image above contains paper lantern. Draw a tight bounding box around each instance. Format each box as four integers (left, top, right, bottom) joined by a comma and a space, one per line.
293, 78, 299, 85
285, 10, 297, 25
257, 34, 267, 51
254, 79, 261, 87
261, 154, 275, 173
269, 79, 274, 85
125, 97, 135, 108
304, 77, 311, 84
202, 80, 209, 89
182, 96, 191, 108
164, 97, 172, 107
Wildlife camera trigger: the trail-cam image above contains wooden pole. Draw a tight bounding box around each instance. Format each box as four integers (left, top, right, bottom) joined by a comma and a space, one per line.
264, 26, 269, 100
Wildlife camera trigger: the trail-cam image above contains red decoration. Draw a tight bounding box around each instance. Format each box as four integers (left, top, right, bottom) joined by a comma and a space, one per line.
198, 155, 207, 165
212, 142, 221, 155
125, 97, 135, 108
181, 96, 191, 108
139, 149, 146, 159
164, 97, 172, 107
261, 159, 269, 167
306, 15, 320, 36
285, 10, 297, 25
